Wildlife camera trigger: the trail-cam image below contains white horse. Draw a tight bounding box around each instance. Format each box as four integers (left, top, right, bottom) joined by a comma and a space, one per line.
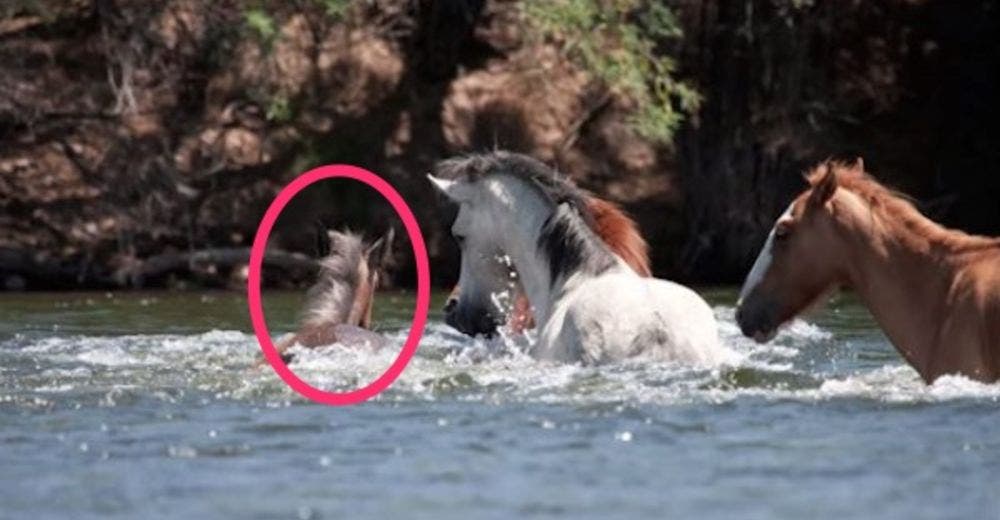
429, 151, 730, 365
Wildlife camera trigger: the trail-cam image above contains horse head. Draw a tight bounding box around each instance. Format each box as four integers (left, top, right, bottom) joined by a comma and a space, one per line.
736, 160, 859, 342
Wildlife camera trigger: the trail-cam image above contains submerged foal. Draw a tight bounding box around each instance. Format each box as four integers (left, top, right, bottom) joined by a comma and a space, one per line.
275, 229, 393, 362
737, 160, 1000, 383
430, 151, 730, 365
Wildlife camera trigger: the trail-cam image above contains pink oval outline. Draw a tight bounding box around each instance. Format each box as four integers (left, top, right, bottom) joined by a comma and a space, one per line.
247, 164, 430, 406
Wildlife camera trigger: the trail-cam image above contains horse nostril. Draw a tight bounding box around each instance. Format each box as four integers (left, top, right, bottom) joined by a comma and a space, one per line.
443, 297, 457, 314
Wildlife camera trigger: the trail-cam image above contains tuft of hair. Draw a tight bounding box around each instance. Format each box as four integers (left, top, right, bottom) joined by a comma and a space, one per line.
806, 159, 1000, 252
302, 230, 367, 328
586, 197, 652, 277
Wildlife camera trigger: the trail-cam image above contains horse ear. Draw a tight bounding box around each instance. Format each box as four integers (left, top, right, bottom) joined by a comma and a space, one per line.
365, 228, 395, 270
854, 157, 864, 172
327, 229, 352, 251
428, 174, 460, 200
809, 163, 839, 207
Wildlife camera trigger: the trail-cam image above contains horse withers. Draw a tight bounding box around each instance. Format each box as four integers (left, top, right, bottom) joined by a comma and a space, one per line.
274, 228, 394, 363
430, 151, 731, 366
736, 160, 1000, 383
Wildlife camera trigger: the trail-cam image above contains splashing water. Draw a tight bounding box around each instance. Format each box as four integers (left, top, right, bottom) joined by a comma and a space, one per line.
1, 290, 997, 519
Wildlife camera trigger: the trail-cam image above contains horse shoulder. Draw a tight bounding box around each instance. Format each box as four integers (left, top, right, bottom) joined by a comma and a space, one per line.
966, 252, 1000, 379
533, 302, 584, 362
269, 325, 339, 365
530, 271, 629, 362
290, 323, 341, 349
933, 257, 1000, 382
330, 324, 387, 351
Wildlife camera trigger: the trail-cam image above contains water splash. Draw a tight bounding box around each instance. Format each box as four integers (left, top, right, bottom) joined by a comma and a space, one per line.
2, 307, 997, 409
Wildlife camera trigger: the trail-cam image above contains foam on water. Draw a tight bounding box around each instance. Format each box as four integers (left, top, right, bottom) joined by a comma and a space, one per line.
3, 306, 998, 408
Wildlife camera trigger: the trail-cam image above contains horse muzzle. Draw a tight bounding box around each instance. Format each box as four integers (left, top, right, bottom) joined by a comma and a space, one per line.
735, 300, 778, 343
444, 299, 500, 338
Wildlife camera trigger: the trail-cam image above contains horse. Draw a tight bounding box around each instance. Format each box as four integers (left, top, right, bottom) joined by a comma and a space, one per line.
274, 228, 394, 363
428, 151, 730, 365
443, 194, 653, 336
736, 159, 1000, 383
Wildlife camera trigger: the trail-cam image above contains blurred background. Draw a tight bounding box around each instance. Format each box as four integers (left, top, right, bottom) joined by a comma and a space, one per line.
1, 0, 997, 291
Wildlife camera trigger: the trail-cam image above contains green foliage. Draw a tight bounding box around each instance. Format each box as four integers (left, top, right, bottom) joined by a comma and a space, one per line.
265, 95, 293, 122
522, 0, 701, 143
243, 7, 277, 44
243, 1, 350, 47
314, 0, 350, 19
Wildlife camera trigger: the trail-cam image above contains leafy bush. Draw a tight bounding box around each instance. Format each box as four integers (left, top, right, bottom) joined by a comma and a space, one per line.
522, 0, 700, 143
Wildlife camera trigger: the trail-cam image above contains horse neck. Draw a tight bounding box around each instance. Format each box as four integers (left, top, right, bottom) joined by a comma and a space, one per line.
485, 179, 557, 324
349, 270, 374, 329
836, 201, 960, 381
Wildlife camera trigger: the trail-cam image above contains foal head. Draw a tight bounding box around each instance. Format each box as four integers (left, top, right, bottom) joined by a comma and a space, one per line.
304, 228, 394, 330
736, 160, 862, 342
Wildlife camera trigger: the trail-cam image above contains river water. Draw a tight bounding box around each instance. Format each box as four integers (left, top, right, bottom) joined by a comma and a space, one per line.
1, 289, 997, 519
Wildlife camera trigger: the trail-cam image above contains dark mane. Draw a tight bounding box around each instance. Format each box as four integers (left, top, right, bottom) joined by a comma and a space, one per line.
435, 151, 618, 284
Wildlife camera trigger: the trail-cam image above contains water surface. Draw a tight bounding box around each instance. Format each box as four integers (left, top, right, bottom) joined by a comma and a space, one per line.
1, 290, 997, 519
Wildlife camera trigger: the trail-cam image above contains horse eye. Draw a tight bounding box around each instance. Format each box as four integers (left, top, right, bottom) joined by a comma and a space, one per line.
453, 234, 466, 246
775, 224, 792, 240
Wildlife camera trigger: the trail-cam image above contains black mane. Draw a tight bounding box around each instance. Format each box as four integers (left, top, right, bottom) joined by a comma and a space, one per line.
434, 151, 617, 284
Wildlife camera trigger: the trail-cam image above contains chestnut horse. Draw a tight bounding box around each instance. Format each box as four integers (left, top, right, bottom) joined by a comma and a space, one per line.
274, 229, 393, 362
444, 193, 652, 336
737, 160, 1000, 383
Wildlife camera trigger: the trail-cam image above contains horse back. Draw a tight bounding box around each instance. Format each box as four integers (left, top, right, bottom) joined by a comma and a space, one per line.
275, 323, 386, 364
541, 271, 725, 364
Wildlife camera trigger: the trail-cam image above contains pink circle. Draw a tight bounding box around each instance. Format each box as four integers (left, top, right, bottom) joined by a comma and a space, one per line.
247, 164, 430, 406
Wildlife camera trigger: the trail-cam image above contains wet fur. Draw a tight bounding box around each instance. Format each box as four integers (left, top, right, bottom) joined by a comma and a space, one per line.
273, 230, 391, 362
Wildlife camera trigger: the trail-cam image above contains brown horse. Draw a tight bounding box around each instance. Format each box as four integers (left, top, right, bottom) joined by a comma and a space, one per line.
737, 160, 1000, 383
275, 229, 394, 362
445, 194, 652, 335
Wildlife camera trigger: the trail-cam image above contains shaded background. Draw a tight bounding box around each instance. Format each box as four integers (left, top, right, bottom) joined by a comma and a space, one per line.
1, 0, 997, 290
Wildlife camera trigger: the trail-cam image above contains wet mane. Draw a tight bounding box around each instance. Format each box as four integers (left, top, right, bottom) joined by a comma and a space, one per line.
301, 231, 365, 328
586, 197, 652, 276
808, 161, 1000, 253
435, 151, 618, 284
